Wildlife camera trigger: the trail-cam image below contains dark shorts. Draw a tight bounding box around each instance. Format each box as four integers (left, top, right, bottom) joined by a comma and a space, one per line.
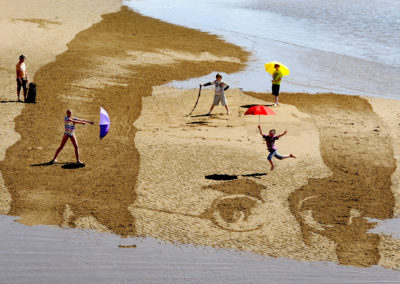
17, 78, 27, 93
272, 84, 280, 96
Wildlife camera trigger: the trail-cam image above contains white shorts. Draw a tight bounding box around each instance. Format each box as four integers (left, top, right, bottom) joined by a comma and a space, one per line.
213, 94, 227, 106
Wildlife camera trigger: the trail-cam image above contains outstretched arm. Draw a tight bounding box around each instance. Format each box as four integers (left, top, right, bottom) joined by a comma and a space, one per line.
68, 118, 93, 125
200, 82, 212, 87
79, 118, 94, 124
258, 125, 264, 136
277, 130, 287, 138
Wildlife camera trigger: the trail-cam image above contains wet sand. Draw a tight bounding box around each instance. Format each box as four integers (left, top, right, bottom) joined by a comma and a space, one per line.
0, 6, 248, 234
0, 0, 122, 213
0, 0, 400, 279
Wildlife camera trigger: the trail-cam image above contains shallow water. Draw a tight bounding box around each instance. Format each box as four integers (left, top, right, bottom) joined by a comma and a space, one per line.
125, 0, 400, 99
369, 218, 400, 239
1, 216, 400, 283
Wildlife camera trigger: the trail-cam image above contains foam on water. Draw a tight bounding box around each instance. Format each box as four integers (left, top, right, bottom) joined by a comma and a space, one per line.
124, 0, 400, 99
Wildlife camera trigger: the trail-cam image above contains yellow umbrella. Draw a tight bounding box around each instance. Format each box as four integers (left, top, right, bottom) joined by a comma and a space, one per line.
264, 61, 290, 76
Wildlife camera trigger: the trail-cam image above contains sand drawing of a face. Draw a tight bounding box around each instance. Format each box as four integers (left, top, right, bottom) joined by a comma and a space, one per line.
130, 87, 338, 262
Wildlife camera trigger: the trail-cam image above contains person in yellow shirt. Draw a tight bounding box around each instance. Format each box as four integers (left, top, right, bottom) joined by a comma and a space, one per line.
271, 64, 283, 106
16, 54, 28, 102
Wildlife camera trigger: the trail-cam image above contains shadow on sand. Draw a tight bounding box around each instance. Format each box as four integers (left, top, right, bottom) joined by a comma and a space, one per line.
190, 114, 212, 118
205, 173, 267, 181
186, 121, 209, 125
240, 104, 274, 109
31, 161, 58, 167
0, 100, 24, 103
61, 163, 85, 169
30, 162, 85, 169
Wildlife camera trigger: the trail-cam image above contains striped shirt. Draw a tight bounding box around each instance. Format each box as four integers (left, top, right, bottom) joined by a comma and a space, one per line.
64, 116, 77, 135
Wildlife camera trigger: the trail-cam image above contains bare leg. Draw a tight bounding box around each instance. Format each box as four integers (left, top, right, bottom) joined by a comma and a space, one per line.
281, 154, 296, 160
70, 135, 82, 163
274, 95, 279, 106
268, 159, 274, 171
52, 134, 69, 162
224, 105, 230, 115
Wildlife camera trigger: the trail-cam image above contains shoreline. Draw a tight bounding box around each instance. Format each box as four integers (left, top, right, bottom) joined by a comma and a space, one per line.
0, 0, 400, 275
125, 0, 400, 99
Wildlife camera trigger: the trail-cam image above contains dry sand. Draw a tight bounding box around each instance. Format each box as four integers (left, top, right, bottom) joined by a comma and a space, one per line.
0, 0, 400, 277
132, 87, 334, 263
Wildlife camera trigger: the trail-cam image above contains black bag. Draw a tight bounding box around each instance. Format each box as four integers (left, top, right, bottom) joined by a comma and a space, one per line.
26, 82, 36, 103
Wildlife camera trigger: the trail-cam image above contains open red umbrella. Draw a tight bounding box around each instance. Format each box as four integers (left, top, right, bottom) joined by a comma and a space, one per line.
244, 105, 276, 124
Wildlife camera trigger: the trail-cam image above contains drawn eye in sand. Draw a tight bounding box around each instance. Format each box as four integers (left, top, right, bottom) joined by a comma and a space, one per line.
289, 185, 386, 267
200, 179, 266, 232
209, 194, 264, 232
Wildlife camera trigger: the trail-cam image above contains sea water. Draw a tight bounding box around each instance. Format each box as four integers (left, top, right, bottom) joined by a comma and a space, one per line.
125, 0, 400, 99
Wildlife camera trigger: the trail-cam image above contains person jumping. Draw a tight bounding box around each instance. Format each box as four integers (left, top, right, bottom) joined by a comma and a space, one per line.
258, 125, 295, 170
50, 109, 93, 164
200, 73, 230, 115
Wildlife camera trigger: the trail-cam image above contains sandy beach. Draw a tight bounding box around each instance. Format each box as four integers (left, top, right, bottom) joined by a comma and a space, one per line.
1, 0, 400, 282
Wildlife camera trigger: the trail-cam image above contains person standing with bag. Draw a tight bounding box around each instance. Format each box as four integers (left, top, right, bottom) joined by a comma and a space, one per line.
16, 54, 28, 102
